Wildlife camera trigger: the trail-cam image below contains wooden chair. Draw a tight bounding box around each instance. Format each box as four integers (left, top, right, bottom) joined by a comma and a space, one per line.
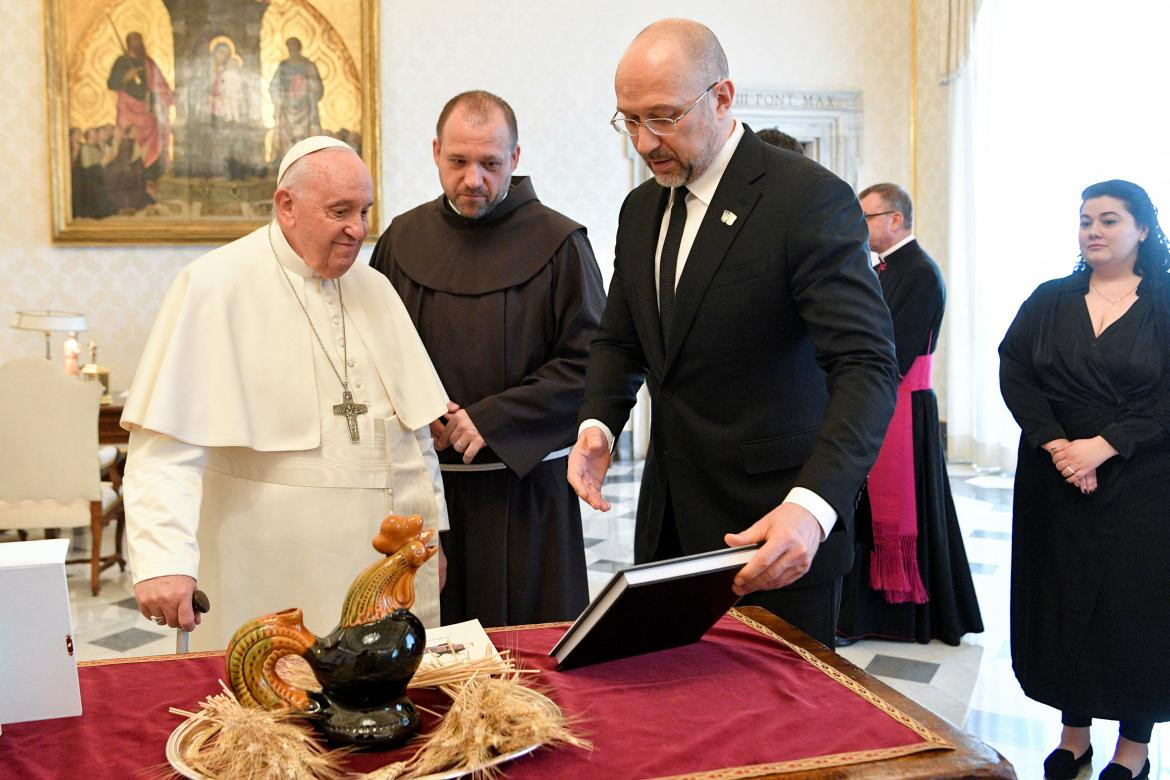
0, 358, 125, 595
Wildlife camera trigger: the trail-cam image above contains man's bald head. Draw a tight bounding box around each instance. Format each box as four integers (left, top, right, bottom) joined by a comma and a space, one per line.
613, 18, 734, 187
619, 18, 728, 92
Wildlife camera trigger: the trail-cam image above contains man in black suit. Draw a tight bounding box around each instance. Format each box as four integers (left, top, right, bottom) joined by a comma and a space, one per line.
568, 18, 899, 648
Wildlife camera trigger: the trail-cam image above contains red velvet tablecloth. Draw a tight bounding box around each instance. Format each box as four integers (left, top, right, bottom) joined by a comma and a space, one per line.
1, 611, 950, 779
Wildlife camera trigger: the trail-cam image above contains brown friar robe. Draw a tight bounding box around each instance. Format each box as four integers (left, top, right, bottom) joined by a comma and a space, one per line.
371, 176, 606, 627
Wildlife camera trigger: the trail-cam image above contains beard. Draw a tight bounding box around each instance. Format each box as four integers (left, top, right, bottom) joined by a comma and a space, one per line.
643, 119, 721, 188
452, 174, 512, 219
646, 148, 688, 188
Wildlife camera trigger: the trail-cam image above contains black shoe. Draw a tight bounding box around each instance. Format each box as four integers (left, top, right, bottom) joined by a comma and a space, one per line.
834, 634, 859, 647
1098, 759, 1150, 780
1044, 745, 1093, 779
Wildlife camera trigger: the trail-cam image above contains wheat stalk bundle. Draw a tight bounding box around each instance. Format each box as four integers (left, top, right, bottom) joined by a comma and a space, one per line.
168, 682, 349, 780
169, 656, 587, 779
364, 671, 590, 779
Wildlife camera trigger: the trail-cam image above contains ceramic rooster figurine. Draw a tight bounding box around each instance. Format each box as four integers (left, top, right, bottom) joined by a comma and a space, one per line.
225, 514, 438, 748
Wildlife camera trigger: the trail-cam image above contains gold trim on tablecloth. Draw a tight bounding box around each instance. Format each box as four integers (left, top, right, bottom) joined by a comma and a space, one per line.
79, 650, 224, 667
644, 610, 952, 779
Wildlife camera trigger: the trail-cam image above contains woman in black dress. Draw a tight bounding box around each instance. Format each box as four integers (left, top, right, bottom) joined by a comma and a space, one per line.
999, 180, 1170, 780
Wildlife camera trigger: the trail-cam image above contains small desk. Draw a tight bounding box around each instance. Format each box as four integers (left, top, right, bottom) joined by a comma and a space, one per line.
97, 403, 126, 445
2, 606, 1013, 779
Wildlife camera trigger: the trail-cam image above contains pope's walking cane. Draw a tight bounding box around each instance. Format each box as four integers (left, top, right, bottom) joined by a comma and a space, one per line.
177, 590, 211, 653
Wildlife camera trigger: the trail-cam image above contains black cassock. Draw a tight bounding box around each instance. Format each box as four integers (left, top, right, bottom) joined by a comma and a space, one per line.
372, 177, 606, 627
838, 239, 983, 645
1000, 271, 1170, 722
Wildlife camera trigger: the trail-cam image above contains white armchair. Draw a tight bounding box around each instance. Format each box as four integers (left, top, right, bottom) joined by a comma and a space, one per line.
0, 358, 125, 595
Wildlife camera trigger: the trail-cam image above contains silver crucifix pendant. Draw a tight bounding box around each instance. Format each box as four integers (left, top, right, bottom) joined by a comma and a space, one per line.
333, 389, 368, 443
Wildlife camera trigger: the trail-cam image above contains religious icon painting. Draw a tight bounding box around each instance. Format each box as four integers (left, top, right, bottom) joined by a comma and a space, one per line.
44, 0, 381, 244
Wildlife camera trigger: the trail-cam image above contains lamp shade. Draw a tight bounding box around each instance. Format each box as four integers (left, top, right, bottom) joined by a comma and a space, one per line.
10, 310, 88, 333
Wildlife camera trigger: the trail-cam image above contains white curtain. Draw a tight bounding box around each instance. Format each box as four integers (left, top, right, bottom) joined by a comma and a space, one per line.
939, 0, 982, 84
946, 0, 1170, 471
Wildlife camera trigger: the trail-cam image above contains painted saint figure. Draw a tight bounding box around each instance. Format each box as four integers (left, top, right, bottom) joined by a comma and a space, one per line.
106, 32, 174, 198
269, 38, 324, 166
189, 40, 251, 179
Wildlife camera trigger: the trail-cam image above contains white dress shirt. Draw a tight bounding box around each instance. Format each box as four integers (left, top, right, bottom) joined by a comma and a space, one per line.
876, 233, 916, 264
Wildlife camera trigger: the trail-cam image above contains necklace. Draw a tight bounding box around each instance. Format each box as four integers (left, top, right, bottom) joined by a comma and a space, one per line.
1089, 279, 1140, 306
269, 224, 367, 443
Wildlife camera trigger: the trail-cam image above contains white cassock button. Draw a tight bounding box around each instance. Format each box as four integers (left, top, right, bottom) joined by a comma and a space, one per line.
347, 358, 355, 367
354, 380, 363, 389
332, 316, 339, 326
384, 488, 393, 496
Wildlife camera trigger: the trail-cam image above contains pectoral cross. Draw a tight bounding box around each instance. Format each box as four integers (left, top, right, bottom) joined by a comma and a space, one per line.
333, 389, 368, 443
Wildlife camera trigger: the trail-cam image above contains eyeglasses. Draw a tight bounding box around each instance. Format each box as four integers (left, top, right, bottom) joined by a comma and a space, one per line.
864, 211, 897, 220
609, 82, 720, 137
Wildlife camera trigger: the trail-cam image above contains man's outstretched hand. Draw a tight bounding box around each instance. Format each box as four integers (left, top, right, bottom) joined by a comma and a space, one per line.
568, 426, 612, 511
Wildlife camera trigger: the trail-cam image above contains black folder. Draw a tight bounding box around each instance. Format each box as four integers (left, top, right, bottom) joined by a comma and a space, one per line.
549, 544, 759, 669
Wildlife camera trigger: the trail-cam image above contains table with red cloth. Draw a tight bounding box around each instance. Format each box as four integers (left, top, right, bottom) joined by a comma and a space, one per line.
2, 607, 1014, 779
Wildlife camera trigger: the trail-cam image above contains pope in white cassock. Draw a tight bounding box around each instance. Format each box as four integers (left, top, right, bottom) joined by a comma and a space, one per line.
121, 137, 449, 650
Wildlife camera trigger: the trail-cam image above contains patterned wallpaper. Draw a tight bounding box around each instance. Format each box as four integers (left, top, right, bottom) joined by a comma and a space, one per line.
1, 0, 948, 399
914, 0, 953, 408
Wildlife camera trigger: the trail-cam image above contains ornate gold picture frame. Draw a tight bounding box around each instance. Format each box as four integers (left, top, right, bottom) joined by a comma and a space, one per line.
44, 0, 380, 244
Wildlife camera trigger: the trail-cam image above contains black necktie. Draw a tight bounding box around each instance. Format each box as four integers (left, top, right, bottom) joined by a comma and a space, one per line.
659, 187, 689, 345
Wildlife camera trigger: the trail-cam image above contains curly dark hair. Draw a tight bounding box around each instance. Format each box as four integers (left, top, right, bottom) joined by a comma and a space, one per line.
1076, 179, 1170, 281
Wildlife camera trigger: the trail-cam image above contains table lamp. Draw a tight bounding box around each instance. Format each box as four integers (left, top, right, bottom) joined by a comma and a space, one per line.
10, 310, 88, 361
80, 340, 112, 405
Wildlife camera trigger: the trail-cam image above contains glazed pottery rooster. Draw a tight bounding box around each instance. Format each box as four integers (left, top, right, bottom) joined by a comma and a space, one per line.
225, 514, 437, 748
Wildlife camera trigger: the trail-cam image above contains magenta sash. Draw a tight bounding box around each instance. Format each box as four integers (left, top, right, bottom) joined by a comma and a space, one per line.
866, 353, 933, 604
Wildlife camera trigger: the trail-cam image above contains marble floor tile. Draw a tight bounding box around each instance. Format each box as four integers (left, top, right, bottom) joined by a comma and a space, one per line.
968, 561, 1000, 575
865, 654, 940, 684
966, 709, 1055, 751
886, 679, 970, 727
966, 475, 1017, 491
587, 570, 614, 600
970, 528, 1013, 541
88, 626, 169, 653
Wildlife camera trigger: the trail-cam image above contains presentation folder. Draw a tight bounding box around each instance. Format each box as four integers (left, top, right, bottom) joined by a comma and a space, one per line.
549, 544, 760, 670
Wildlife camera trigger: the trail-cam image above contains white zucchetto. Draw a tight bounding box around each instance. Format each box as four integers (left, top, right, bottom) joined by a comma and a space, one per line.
276, 136, 356, 185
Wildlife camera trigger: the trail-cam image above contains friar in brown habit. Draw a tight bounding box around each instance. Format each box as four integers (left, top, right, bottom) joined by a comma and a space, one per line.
371, 91, 605, 627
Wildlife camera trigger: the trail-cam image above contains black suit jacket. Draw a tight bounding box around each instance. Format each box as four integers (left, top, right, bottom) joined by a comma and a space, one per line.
877, 239, 946, 376
580, 127, 899, 587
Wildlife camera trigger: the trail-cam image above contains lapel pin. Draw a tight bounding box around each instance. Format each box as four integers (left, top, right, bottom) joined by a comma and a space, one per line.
721, 210, 737, 226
